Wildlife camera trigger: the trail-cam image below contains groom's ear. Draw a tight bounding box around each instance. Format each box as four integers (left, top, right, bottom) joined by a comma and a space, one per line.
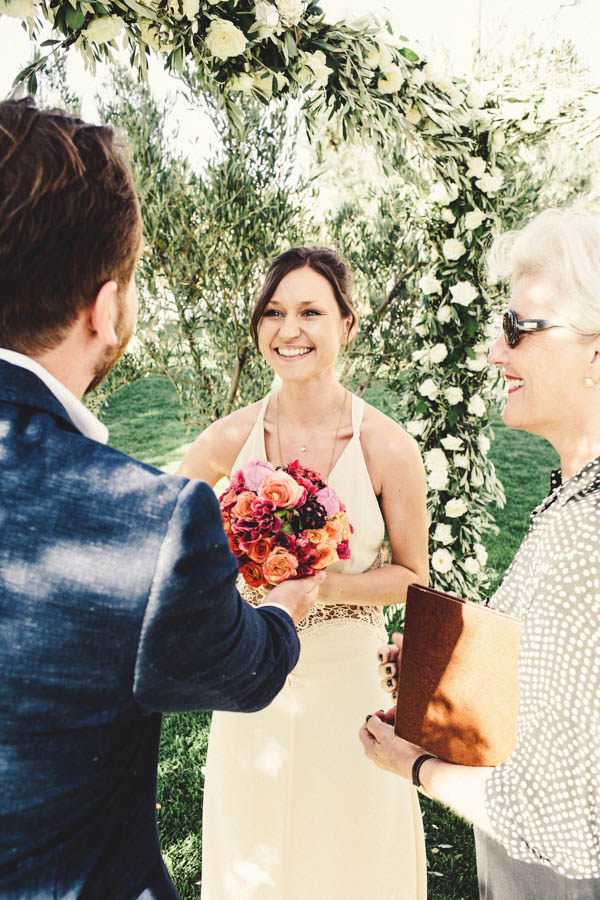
86, 280, 120, 347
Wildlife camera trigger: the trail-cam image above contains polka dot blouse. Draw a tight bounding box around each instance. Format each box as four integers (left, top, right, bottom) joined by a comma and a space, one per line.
485, 456, 600, 878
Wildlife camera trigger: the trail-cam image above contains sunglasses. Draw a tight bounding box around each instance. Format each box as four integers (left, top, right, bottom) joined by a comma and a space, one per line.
502, 309, 566, 348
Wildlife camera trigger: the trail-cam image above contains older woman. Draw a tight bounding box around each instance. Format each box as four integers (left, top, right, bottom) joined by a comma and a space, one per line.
360, 206, 600, 899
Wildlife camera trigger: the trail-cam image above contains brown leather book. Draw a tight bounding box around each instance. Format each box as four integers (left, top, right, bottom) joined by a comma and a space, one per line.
394, 584, 522, 766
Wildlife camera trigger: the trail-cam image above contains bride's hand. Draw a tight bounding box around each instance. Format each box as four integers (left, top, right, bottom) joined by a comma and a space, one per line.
376, 632, 403, 700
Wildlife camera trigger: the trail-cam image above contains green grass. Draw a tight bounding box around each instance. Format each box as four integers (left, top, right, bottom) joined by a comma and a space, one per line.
100, 377, 559, 900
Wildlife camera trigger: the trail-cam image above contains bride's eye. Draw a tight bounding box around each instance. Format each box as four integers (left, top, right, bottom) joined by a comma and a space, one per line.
302, 308, 321, 316
263, 308, 282, 317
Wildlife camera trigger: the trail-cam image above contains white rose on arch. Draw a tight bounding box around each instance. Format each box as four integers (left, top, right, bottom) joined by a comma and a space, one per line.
478, 434, 491, 455
450, 281, 477, 306
429, 182, 459, 206
419, 378, 439, 400
85, 15, 124, 44
181, 0, 199, 20
440, 435, 463, 451
433, 522, 454, 545
429, 343, 448, 364
255, 0, 280, 33
474, 543, 488, 566
406, 420, 426, 437
432, 548, 453, 573
405, 106, 421, 125
275, 0, 303, 25
466, 356, 487, 372
437, 305, 452, 324
476, 168, 504, 195
454, 454, 469, 468
491, 130, 505, 151
424, 448, 448, 472
379, 64, 404, 94
467, 394, 486, 417
465, 156, 486, 179
466, 85, 487, 108
463, 557, 480, 575
464, 209, 485, 230
419, 273, 442, 295
445, 498, 468, 518
442, 209, 456, 224
444, 386, 463, 405
205, 18, 248, 59
0, 0, 36, 16
298, 50, 333, 87
442, 238, 466, 261
428, 469, 449, 491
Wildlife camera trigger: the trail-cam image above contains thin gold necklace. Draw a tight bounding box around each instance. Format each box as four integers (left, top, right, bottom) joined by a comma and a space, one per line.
276, 388, 348, 481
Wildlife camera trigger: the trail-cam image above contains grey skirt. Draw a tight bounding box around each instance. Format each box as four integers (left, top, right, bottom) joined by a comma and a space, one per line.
474, 828, 600, 900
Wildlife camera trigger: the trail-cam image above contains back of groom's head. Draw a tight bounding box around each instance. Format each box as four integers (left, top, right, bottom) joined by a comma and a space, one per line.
0, 97, 141, 355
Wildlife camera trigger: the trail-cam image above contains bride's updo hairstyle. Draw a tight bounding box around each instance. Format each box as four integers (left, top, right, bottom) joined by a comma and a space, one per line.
249, 246, 358, 349
487, 205, 600, 336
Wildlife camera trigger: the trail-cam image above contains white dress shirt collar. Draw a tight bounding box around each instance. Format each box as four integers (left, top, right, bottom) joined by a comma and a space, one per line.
0, 348, 109, 444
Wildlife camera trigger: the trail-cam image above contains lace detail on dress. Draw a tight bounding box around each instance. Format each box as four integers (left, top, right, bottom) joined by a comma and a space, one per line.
238, 550, 387, 638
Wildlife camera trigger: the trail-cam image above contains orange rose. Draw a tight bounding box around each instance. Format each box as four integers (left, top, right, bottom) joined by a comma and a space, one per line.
240, 560, 266, 588
259, 473, 304, 509
232, 491, 257, 519
337, 511, 352, 541
263, 547, 299, 584
228, 533, 244, 558
246, 537, 273, 564
324, 518, 344, 544
312, 543, 338, 570
304, 527, 329, 545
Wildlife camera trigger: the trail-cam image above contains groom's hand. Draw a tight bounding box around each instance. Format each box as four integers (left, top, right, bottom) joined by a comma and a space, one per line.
262, 574, 325, 626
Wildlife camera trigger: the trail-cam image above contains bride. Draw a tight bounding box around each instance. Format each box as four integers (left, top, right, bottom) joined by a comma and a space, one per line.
178, 245, 429, 899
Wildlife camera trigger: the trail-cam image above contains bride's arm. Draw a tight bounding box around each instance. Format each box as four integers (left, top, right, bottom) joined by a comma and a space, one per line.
316, 416, 428, 607
176, 420, 229, 486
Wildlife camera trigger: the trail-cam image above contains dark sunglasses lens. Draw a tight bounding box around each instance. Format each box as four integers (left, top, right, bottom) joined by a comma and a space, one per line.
503, 311, 519, 347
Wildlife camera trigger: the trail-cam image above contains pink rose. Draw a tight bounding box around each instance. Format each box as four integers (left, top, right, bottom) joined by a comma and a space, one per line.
259, 473, 305, 509
241, 460, 277, 492
315, 486, 340, 518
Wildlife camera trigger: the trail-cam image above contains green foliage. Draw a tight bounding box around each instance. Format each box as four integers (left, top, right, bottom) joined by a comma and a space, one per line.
96, 68, 316, 426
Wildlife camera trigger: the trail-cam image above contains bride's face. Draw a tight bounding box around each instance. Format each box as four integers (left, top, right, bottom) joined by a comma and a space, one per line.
258, 266, 350, 382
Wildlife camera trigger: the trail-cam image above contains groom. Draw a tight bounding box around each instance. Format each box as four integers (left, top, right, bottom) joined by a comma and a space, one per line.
0, 98, 321, 898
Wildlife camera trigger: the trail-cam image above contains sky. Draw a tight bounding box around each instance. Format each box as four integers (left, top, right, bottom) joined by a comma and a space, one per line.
0, 0, 599, 165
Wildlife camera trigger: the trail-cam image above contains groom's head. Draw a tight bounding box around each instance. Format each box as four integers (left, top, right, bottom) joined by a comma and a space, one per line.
0, 97, 142, 364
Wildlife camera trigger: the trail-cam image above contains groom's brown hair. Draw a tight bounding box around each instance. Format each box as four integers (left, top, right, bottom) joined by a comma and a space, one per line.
0, 97, 141, 353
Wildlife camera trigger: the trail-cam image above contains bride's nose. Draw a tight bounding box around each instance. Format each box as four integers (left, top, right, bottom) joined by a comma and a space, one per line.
278, 315, 301, 339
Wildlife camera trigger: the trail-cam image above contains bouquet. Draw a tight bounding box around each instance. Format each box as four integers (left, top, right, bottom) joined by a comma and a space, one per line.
219, 459, 353, 588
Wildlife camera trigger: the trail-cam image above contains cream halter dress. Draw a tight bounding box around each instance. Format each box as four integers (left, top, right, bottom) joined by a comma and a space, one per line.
200, 393, 427, 900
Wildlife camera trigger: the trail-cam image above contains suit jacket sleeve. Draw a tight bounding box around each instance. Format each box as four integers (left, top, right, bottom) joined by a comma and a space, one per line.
133, 478, 300, 713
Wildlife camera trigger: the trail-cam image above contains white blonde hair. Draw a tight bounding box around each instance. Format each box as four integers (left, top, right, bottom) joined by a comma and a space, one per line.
487, 206, 600, 335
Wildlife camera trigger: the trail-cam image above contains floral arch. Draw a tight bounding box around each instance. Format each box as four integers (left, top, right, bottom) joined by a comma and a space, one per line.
3, 0, 586, 600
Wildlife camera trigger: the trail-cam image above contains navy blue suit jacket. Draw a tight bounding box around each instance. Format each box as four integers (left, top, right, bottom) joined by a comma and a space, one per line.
0, 360, 300, 898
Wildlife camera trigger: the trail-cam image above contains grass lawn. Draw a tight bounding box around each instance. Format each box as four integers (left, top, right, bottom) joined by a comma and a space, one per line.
101, 377, 559, 900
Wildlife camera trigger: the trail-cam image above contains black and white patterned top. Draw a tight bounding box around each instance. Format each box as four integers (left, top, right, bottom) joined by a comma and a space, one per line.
485, 456, 600, 878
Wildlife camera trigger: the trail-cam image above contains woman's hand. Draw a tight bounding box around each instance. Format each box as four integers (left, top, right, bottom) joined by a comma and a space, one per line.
376, 632, 403, 700
358, 713, 424, 779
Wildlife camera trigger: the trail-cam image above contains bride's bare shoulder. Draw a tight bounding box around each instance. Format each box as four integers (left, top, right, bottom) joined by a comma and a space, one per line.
359, 399, 423, 466
177, 399, 265, 483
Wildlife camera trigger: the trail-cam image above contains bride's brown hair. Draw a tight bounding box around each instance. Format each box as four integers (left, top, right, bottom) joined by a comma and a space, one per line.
249, 246, 358, 349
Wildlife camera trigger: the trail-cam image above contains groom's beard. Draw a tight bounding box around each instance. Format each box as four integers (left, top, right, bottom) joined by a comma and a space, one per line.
84, 307, 135, 395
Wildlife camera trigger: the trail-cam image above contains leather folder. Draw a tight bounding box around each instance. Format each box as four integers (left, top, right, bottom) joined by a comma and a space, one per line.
394, 584, 522, 766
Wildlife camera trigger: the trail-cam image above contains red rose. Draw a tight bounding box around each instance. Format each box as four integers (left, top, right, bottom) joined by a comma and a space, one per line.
240, 560, 266, 588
